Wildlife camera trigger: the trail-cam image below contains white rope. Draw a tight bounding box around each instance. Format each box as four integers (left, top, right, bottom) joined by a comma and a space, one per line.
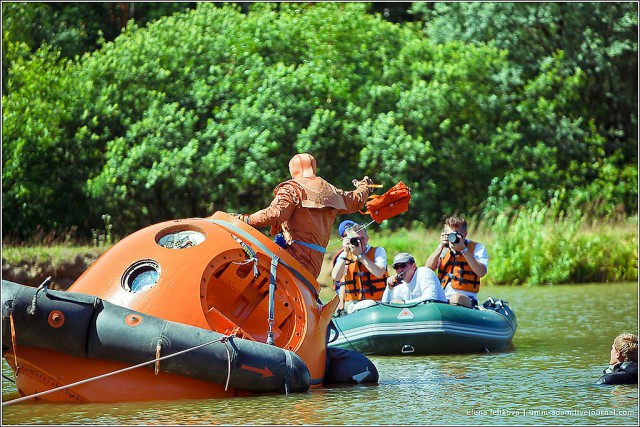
326, 219, 376, 248
221, 336, 233, 391
230, 259, 256, 265
2, 335, 232, 406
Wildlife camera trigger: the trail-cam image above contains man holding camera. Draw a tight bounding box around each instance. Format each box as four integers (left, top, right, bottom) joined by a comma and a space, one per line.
425, 216, 488, 308
331, 222, 388, 315
382, 253, 447, 304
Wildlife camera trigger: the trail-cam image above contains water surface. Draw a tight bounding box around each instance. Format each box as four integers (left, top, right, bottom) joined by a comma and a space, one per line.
2, 282, 638, 425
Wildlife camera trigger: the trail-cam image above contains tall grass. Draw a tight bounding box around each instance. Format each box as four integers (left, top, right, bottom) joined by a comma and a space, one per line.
3, 210, 637, 288
372, 227, 442, 264
485, 205, 637, 285
1, 245, 106, 266
346, 210, 637, 287
2, 214, 114, 268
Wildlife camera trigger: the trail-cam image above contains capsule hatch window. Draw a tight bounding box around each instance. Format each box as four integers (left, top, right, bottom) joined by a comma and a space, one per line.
122, 260, 161, 293
157, 230, 206, 249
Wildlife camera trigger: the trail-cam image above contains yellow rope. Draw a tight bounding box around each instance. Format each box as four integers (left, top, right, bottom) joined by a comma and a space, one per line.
154, 340, 162, 375
9, 312, 19, 370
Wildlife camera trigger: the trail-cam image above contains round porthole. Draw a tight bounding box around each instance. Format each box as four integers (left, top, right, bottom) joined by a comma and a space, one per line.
122, 260, 160, 293
156, 225, 206, 249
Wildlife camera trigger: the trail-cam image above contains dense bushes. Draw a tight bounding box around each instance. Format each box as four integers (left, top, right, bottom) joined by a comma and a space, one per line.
485, 195, 638, 285
412, 2, 638, 219
2, 2, 637, 241
370, 201, 638, 286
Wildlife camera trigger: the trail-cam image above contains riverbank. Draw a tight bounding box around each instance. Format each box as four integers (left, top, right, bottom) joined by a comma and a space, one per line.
1, 246, 104, 289
2, 215, 637, 290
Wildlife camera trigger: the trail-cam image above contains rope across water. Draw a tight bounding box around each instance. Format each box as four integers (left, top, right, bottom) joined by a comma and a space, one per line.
2, 334, 236, 407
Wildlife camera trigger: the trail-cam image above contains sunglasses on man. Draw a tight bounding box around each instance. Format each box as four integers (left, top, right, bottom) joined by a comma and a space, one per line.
393, 262, 411, 270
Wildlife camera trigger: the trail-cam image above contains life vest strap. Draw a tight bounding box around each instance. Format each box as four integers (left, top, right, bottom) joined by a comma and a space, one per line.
445, 272, 480, 287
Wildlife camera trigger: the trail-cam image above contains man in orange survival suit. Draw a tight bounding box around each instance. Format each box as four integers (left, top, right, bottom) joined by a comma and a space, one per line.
232, 153, 373, 280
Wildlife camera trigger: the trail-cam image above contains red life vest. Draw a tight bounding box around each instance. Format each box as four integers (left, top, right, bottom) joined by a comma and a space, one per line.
437, 241, 481, 293
334, 247, 388, 301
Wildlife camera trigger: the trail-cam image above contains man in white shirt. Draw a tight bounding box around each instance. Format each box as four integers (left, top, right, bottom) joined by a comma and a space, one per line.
381, 252, 447, 304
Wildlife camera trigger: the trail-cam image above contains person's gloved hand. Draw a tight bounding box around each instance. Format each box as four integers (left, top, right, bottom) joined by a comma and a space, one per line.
352, 176, 374, 189
229, 213, 250, 224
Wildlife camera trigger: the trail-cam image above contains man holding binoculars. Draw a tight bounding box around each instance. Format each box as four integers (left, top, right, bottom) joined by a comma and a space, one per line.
425, 216, 489, 308
331, 222, 388, 315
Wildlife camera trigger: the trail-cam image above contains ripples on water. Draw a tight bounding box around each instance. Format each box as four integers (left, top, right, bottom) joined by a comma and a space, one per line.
2, 283, 638, 425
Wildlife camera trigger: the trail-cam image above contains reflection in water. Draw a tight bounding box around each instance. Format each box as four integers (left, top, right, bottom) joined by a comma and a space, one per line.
2, 283, 638, 425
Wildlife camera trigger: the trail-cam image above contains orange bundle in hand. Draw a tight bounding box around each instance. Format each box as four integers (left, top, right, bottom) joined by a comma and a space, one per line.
361, 181, 412, 223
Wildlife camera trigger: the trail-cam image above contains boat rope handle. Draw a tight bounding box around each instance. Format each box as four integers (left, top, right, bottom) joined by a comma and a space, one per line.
326, 319, 340, 344
330, 316, 359, 353
26, 276, 52, 316
220, 335, 233, 391
325, 219, 376, 248
1, 334, 236, 407
266, 256, 279, 346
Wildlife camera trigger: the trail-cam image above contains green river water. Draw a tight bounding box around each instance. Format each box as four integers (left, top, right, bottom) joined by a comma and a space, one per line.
2, 282, 638, 425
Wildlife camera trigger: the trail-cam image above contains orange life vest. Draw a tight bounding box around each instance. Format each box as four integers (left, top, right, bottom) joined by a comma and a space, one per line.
360, 181, 412, 223
437, 241, 481, 293
334, 247, 388, 301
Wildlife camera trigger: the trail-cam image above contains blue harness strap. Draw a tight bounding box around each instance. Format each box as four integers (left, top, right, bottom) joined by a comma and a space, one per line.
292, 240, 327, 254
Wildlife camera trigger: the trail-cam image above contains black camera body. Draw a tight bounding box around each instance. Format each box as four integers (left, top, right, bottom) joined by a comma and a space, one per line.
391, 271, 406, 287
447, 232, 462, 244
349, 237, 361, 246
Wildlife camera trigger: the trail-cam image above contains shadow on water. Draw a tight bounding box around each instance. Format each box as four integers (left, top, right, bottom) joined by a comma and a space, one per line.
2, 282, 638, 425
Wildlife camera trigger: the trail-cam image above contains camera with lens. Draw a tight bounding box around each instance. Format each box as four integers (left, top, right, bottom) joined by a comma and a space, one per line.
447, 232, 462, 244
349, 237, 361, 246
390, 271, 405, 288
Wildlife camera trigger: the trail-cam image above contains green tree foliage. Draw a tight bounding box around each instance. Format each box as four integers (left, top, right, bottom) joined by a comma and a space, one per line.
1, 2, 197, 59
2, 2, 637, 241
359, 40, 519, 225
2, 44, 104, 238
411, 1, 638, 217
2, 2, 196, 92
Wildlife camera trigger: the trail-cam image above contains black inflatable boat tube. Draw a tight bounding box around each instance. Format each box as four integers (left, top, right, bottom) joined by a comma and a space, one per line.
1, 280, 310, 393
